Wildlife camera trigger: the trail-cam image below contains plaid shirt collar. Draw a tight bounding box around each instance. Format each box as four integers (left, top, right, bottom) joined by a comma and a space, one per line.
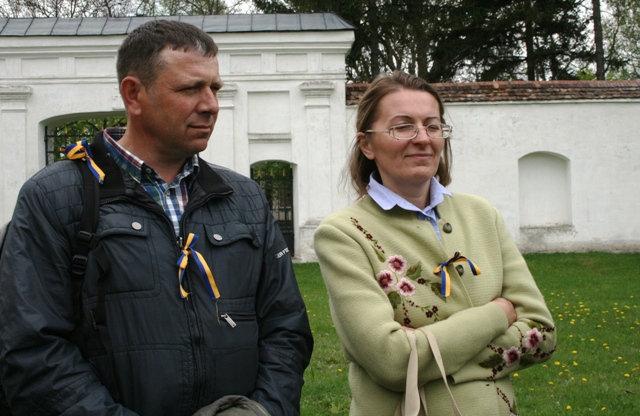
102, 128, 199, 236
102, 128, 200, 185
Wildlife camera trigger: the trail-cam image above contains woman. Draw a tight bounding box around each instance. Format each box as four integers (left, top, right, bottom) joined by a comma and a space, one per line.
313, 71, 556, 416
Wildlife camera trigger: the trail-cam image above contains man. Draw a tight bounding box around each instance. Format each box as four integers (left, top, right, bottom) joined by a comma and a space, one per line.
0, 20, 313, 416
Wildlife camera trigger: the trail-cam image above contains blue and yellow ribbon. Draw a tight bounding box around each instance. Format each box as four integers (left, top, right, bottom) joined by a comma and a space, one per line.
176, 233, 221, 300
61, 139, 105, 184
432, 251, 482, 297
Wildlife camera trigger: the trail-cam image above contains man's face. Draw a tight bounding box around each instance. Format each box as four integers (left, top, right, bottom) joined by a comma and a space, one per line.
138, 47, 222, 162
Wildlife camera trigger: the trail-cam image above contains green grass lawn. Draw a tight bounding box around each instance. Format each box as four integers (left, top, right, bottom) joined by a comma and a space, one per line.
295, 253, 640, 415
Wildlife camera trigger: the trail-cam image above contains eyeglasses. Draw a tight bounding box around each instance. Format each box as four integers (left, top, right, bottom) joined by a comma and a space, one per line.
365, 123, 453, 140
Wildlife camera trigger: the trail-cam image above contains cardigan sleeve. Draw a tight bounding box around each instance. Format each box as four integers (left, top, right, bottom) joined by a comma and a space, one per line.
447, 207, 557, 384
315, 218, 514, 392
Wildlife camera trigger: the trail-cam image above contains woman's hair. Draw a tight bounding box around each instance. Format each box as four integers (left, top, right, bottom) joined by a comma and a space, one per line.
348, 70, 452, 197
117, 19, 219, 88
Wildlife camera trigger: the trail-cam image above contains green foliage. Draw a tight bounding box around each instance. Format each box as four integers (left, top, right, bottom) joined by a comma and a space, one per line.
0, 0, 236, 18
250, 160, 291, 179
602, 0, 640, 79
47, 116, 126, 163
295, 252, 640, 415
252, 0, 592, 82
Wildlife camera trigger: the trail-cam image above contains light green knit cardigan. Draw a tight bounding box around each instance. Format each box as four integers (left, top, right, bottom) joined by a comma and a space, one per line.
314, 193, 556, 416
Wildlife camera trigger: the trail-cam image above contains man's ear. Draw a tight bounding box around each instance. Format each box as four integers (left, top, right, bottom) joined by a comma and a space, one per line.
357, 132, 375, 161
119, 76, 145, 116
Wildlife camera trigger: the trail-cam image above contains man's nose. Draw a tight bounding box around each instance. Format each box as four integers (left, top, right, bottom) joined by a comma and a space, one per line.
199, 88, 219, 114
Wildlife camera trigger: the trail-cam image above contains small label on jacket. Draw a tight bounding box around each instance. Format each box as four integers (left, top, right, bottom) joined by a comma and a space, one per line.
276, 247, 289, 259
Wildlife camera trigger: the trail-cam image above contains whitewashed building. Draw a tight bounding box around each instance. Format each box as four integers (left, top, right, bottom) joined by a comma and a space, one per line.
1, 14, 639, 262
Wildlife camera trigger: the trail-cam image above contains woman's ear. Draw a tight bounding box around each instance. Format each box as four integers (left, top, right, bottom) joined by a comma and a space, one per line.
119, 76, 145, 116
357, 132, 375, 161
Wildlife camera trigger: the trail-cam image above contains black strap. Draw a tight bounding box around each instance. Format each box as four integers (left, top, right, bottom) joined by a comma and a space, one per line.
70, 161, 99, 324
0, 221, 10, 257
70, 157, 119, 401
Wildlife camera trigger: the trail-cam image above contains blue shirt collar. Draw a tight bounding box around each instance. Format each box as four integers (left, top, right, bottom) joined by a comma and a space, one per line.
367, 172, 452, 215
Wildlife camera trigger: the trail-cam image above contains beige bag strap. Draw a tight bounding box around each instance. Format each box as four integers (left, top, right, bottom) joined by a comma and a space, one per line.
417, 327, 462, 416
399, 330, 427, 416
398, 328, 462, 416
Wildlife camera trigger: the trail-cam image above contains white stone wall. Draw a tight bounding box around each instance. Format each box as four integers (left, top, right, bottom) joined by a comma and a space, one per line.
0, 29, 354, 264
2, 28, 639, 262
330, 99, 640, 261
443, 100, 640, 254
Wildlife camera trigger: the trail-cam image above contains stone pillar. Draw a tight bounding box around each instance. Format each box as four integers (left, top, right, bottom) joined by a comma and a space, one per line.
0, 85, 32, 223
298, 81, 335, 261
204, 82, 237, 170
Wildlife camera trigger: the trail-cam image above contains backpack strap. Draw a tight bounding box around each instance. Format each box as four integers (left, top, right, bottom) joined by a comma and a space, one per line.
65, 141, 119, 401
0, 221, 10, 257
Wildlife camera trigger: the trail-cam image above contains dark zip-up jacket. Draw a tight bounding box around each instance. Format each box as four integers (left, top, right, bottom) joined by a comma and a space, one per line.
0, 135, 313, 416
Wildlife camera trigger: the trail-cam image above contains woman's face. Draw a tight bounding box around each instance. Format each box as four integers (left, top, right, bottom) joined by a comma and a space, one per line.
358, 89, 445, 201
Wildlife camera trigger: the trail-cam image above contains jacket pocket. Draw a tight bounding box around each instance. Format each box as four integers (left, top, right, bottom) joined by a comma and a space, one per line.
211, 297, 260, 398
201, 222, 263, 298
204, 221, 262, 249
91, 213, 158, 294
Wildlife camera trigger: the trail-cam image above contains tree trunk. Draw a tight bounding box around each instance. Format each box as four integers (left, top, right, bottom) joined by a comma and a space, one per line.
524, 0, 536, 80
592, 0, 606, 79
368, 0, 380, 78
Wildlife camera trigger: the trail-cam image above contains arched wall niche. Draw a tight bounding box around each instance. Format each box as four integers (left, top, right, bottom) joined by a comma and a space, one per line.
518, 151, 572, 228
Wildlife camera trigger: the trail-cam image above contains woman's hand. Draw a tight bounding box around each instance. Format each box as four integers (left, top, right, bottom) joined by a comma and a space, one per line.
492, 297, 517, 326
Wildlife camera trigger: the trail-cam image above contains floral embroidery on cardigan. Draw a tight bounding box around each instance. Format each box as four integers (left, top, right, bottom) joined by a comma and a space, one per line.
495, 384, 519, 415
481, 322, 556, 379
351, 217, 449, 325
375, 256, 442, 325
350, 217, 385, 257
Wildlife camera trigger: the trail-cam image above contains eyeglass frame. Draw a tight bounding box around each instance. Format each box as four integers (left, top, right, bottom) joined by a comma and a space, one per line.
365, 123, 453, 140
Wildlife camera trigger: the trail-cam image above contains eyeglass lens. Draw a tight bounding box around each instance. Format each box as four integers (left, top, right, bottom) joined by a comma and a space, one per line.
391, 124, 450, 140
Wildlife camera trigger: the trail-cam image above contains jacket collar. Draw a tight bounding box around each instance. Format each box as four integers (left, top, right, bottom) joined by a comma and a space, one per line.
90, 131, 233, 199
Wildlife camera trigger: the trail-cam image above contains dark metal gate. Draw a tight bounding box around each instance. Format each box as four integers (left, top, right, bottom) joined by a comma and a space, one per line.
45, 126, 94, 164
44, 117, 127, 165
250, 161, 294, 255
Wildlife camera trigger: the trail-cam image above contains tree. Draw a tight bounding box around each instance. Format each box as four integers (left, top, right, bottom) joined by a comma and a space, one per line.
251, 0, 592, 82
602, 0, 640, 78
593, 0, 606, 79
0, 0, 141, 17
0, 0, 252, 17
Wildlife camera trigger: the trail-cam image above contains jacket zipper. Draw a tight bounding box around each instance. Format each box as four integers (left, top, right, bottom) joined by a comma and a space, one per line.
220, 311, 257, 328
178, 190, 231, 409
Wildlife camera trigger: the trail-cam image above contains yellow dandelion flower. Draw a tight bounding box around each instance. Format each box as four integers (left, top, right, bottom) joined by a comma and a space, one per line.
582, 378, 587, 382
566, 405, 572, 410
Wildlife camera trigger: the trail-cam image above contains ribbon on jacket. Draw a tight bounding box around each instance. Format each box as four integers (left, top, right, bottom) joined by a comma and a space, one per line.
432, 251, 482, 297
176, 233, 221, 300
61, 139, 105, 184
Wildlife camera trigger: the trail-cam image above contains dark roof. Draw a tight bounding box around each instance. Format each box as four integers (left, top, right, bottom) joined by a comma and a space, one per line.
0, 13, 354, 36
346, 80, 640, 104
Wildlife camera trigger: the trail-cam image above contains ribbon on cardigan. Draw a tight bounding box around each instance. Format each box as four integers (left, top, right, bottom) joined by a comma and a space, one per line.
176, 233, 221, 300
432, 251, 482, 297
61, 139, 105, 184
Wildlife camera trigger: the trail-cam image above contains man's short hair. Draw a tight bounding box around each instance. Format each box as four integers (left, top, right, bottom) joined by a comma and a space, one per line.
117, 19, 219, 88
